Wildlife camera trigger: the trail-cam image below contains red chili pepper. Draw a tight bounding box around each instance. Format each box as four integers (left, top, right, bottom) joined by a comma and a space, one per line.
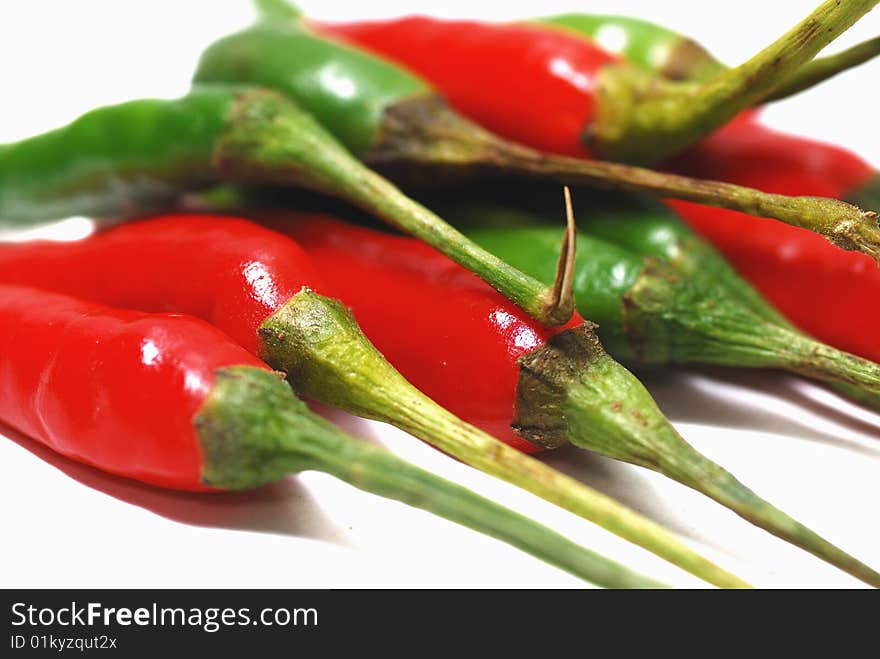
320, 16, 615, 158
323, 12, 880, 366
0, 285, 665, 586
0, 213, 567, 454
0, 287, 265, 491
0, 214, 550, 450
6, 215, 868, 585
0, 214, 320, 355
0, 213, 746, 586
273, 212, 575, 453
316, 3, 876, 164
666, 112, 880, 363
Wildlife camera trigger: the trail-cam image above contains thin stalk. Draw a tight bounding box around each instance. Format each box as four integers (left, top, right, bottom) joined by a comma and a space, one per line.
665, 440, 877, 588
256, 289, 751, 588
367, 96, 880, 264
197, 366, 667, 588
717, 323, 880, 398
515, 325, 880, 586
320, 437, 667, 588
732, 319, 880, 410
551, 187, 577, 317
495, 141, 880, 261
766, 35, 880, 101
607, 239, 880, 406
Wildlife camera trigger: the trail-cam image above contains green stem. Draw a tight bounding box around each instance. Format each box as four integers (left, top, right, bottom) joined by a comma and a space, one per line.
514, 325, 880, 587
195, 366, 665, 587
729, 318, 880, 410
765, 35, 880, 101
255, 288, 751, 588
673, 32, 880, 95
666, 445, 876, 588
321, 443, 666, 588
367, 96, 880, 264
213, 89, 572, 326
592, 0, 879, 162
617, 240, 880, 406
728, 323, 880, 398
441, 196, 880, 412
546, 13, 880, 93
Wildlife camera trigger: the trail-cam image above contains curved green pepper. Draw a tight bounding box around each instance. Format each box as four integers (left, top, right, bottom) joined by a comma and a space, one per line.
194, 21, 429, 156
441, 202, 642, 361
0, 87, 232, 223
443, 190, 880, 407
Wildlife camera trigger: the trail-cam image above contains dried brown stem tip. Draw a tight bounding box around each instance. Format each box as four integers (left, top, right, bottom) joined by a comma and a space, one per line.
550, 186, 578, 323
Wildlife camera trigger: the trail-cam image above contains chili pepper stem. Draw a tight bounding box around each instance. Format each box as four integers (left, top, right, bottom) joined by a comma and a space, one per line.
544, 12, 880, 93
665, 446, 880, 588
663, 29, 880, 92
514, 324, 880, 586
765, 35, 880, 101
212, 89, 572, 325
590, 0, 880, 162
652, 292, 880, 409
195, 366, 666, 587
365, 96, 880, 264
319, 436, 667, 588
618, 237, 880, 409
256, 287, 750, 588
767, 329, 880, 409
719, 314, 880, 411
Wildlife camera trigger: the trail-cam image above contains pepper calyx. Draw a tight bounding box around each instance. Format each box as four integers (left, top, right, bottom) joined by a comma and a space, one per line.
513, 322, 605, 449
195, 365, 331, 490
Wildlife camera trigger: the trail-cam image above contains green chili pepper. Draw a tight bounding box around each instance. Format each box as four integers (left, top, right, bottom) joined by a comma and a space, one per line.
0, 88, 229, 223
195, 21, 428, 156
440, 189, 880, 408
408, 189, 880, 582
190, 7, 880, 263
0, 86, 570, 325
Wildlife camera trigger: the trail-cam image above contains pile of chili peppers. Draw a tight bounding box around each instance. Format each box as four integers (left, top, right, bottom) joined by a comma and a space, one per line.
1, 0, 879, 588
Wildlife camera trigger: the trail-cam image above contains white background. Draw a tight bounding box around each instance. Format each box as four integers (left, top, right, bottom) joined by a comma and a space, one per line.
1, 1, 878, 588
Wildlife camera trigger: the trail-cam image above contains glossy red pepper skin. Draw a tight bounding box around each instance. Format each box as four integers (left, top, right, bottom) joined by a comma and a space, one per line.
317, 17, 618, 157
0, 214, 581, 460
271, 214, 582, 454
0, 214, 322, 355
0, 291, 678, 589
0, 286, 266, 491
0, 215, 758, 588
0, 214, 581, 449
667, 114, 880, 362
